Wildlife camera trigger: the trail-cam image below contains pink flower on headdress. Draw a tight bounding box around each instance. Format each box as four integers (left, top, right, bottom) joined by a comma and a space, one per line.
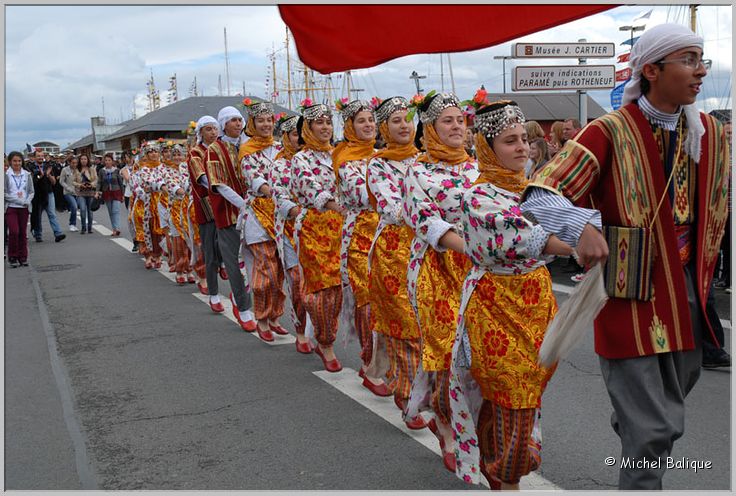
242, 98, 253, 106
301, 98, 313, 108
473, 88, 488, 105
370, 96, 382, 108
410, 94, 423, 106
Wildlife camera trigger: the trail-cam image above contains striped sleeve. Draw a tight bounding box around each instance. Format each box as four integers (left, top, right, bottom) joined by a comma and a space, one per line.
521, 188, 601, 247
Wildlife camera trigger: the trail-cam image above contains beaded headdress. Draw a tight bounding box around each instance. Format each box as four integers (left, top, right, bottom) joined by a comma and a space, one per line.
276, 114, 299, 134
300, 98, 332, 121
474, 100, 525, 140
418, 92, 461, 124
375, 96, 409, 124
142, 141, 160, 153
336, 98, 374, 123
244, 99, 274, 117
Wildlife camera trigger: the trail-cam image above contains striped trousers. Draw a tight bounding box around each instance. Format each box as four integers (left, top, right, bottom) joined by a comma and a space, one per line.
356, 304, 373, 366
249, 240, 286, 322
386, 336, 422, 407
287, 267, 309, 335
432, 369, 452, 426
477, 400, 541, 485
304, 285, 342, 346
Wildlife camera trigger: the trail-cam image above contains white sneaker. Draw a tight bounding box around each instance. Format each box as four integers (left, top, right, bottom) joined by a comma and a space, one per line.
242, 310, 256, 322
69, 225, 78, 232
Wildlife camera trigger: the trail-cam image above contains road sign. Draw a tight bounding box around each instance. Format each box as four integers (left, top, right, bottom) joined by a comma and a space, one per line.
512, 42, 615, 58
513, 65, 616, 91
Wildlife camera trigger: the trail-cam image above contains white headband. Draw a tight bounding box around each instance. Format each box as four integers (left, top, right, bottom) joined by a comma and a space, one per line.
622, 23, 705, 162
217, 106, 243, 136
195, 115, 218, 144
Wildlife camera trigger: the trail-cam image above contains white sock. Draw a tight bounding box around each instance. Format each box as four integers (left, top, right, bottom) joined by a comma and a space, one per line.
210, 295, 221, 304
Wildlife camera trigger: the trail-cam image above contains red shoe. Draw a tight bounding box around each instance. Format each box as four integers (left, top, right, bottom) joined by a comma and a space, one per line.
394, 395, 404, 411
154, 260, 162, 269
269, 323, 289, 335
405, 415, 428, 430
295, 339, 314, 354
219, 267, 228, 280
314, 346, 343, 373
257, 324, 275, 342
187, 275, 196, 284
176, 275, 186, 285
169, 265, 177, 273
209, 301, 225, 313
230, 294, 256, 332
358, 368, 366, 379
442, 451, 456, 473
197, 283, 209, 296
362, 377, 392, 397
428, 419, 445, 450
145, 260, 153, 270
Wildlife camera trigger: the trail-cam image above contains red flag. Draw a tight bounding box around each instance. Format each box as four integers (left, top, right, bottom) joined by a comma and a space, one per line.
279, 5, 617, 74
617, 52, 631, 63
616, 67, 632, 82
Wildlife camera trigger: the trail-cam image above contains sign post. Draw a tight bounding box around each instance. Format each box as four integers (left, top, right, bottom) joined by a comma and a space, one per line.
512, 65, 616, 91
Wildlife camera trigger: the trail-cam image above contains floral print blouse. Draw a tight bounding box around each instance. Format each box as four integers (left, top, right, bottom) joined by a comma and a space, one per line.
290, 148, 339, 211
367, 156, 417, 226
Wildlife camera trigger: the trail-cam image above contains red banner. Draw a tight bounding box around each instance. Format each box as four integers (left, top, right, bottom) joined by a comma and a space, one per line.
617, 52, 631, 63
279, 5, 617, 74
616, 67, 632, 82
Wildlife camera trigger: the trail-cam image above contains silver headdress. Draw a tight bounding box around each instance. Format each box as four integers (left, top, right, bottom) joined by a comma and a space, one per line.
375, 96, 409, 124
246, 101, 274, 117
474, 101, 526, 140
339, 99, 373, 123
419, 92, 461, 124
277, 115, 300, 135
303, 103, 332, 121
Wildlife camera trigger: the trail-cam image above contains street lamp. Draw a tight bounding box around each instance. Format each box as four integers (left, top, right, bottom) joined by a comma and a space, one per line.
618, 24, 645, 47
493, 56, 513, 94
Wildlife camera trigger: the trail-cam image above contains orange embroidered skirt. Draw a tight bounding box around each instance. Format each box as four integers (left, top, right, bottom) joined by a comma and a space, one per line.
464, 267, 557, 410
369, 224, 420, 340
416, 248, 471, 371
347, 211, 379, 308
298, 208, 343, 295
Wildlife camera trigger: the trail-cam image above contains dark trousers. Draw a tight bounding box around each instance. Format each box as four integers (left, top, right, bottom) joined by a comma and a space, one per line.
718, 212, 731, 285
703, 282, 725, 354
599, 262, 703, 490
5, 207, 30, 262
199, 221, 222, 297
216, 225, 251, 312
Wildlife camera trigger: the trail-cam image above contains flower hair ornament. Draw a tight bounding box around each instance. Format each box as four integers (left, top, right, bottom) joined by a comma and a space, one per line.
461, 87, 490, 127
182, 120, 197, 136
474, 100, 526, 140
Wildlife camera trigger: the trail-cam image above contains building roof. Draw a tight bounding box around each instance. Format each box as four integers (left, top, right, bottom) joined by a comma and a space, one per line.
65, 134, 94, 151
103, 96, 296, 142
482, 92, 606, 122
33, 140, 60, 148
709, 109, 732, 124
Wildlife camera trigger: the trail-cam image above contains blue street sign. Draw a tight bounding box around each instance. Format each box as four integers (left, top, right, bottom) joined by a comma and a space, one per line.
610, 79, 629, 110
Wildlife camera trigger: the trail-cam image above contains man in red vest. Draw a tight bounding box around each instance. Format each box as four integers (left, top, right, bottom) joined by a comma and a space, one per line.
522, 23, 729, 489
204, 106, 257, 332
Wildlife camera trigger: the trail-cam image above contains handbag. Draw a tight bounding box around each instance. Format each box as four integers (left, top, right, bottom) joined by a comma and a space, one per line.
90, 196, 101, 212
602, 128, 682, 301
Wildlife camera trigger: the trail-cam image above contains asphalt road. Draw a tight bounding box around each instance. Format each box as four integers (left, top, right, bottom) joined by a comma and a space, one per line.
5, 209, 731, 491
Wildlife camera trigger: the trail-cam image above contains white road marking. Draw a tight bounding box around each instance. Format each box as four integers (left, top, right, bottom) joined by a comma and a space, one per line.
112, 237, 134, 251
314, 368, 561, 491
91, 223, 113, 236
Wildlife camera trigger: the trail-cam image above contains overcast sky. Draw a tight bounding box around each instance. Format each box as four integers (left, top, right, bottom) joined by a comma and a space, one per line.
4, 4, 732, 153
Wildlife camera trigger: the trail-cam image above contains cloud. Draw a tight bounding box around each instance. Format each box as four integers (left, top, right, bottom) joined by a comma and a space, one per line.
4, 5, 731, 153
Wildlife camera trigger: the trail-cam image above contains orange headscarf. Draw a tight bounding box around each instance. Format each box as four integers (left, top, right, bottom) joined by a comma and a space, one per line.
274, 131, 299, 162
373, 121, 419, 162
301, 118, 334, 153
332, 118, 375, 178
416, 123, 469, 166
238, 116, 275, 162
474, 132, 528, 193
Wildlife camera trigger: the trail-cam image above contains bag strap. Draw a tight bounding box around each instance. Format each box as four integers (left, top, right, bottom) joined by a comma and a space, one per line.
648, 120, 684, 231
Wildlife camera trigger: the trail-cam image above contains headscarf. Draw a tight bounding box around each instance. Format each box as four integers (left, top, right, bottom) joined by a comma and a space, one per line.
195, 116, 218, 144
373, 120, 418, 162
622, 22, 705, 162
298, 116, 333, 153
474, 133, 527, 193
238, 114, 275, 162
331, 118, 376, 177
416, 123, 469, 166
275, 132, 299, 162
217, 106, 244, 137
